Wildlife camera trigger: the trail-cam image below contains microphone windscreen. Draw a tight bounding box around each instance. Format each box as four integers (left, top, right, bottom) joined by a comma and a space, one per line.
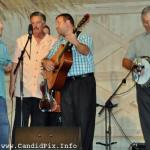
28, 24, 33, 35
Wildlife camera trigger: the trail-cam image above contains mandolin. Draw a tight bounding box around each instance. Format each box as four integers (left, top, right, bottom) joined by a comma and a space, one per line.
39, 79, 58, 112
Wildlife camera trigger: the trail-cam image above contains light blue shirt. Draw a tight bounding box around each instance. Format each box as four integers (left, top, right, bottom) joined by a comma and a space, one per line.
47, 33, 95, 76
125, 32, 150, 59
0, 40, 11, 99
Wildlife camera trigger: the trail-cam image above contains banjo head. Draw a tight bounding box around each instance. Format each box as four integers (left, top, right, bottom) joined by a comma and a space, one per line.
132, 58, 150, 86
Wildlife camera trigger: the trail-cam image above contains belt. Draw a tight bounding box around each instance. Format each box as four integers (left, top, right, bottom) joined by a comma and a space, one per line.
67, 73, 94, 80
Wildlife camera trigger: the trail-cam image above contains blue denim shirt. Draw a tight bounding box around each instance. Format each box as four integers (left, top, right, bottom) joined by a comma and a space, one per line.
0, 40, 11, 99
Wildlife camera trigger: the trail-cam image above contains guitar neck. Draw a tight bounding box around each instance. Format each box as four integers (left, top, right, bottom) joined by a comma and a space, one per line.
58, 41, 72, 62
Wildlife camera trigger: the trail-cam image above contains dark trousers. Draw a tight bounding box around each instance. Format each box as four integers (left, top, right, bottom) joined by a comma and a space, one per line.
12, 97, 49, 144
61, 74, 96, 150
47, 112, 62, 126
136, 84, 150, 150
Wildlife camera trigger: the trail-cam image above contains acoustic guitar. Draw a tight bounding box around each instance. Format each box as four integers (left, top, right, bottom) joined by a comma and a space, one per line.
45, 14, 90, 90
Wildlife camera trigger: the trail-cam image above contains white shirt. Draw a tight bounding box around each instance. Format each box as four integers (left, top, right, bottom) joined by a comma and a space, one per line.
13, 34, 57, 98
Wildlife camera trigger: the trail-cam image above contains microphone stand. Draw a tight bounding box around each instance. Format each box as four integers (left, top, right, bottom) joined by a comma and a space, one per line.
14, 34, 32, 127
96, 69, 132, 150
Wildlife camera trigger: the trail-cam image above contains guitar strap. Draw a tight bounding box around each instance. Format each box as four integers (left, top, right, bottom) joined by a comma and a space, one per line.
76, 30, 82, 37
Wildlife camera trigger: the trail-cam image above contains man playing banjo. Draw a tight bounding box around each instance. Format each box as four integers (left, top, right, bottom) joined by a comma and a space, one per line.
122, 6, 150, 150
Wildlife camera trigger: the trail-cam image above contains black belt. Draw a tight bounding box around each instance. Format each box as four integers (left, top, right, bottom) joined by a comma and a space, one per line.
67, 73, 94, 80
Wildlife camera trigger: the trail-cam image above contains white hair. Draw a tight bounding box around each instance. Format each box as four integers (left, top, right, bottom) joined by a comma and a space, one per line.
141, 6, 150, 17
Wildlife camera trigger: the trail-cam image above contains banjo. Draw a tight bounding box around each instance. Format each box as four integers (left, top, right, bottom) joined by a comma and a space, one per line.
132, 57, 150, 87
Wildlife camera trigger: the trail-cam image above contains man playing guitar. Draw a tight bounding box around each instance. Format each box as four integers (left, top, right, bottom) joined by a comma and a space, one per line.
42, 13, 96, 150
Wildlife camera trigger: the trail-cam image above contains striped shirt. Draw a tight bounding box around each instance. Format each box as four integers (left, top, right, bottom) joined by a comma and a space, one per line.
47, 33, 95, 76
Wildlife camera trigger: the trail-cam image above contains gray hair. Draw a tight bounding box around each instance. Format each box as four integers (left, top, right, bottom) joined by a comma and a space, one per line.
141, 6, 150, 17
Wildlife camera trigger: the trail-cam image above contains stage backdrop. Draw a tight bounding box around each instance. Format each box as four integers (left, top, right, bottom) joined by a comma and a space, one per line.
2, 0, 150, 149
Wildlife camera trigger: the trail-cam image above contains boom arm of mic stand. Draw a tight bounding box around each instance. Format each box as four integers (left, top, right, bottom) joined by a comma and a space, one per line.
14, 36, 31, 74
98, 69, 132, 116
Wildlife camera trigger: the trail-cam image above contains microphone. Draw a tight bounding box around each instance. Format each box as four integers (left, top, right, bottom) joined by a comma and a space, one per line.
28, 24, 33, 59
133, 64, 144, 69
132, 64, 144, 75
28, 24, 33, 38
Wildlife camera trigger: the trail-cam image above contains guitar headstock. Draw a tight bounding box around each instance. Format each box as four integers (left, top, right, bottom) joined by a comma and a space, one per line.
77, 14, 90, 29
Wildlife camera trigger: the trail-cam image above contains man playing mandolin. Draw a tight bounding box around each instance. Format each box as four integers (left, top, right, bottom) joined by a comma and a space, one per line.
122, 6, 150, 150
42, 13, 96, 150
